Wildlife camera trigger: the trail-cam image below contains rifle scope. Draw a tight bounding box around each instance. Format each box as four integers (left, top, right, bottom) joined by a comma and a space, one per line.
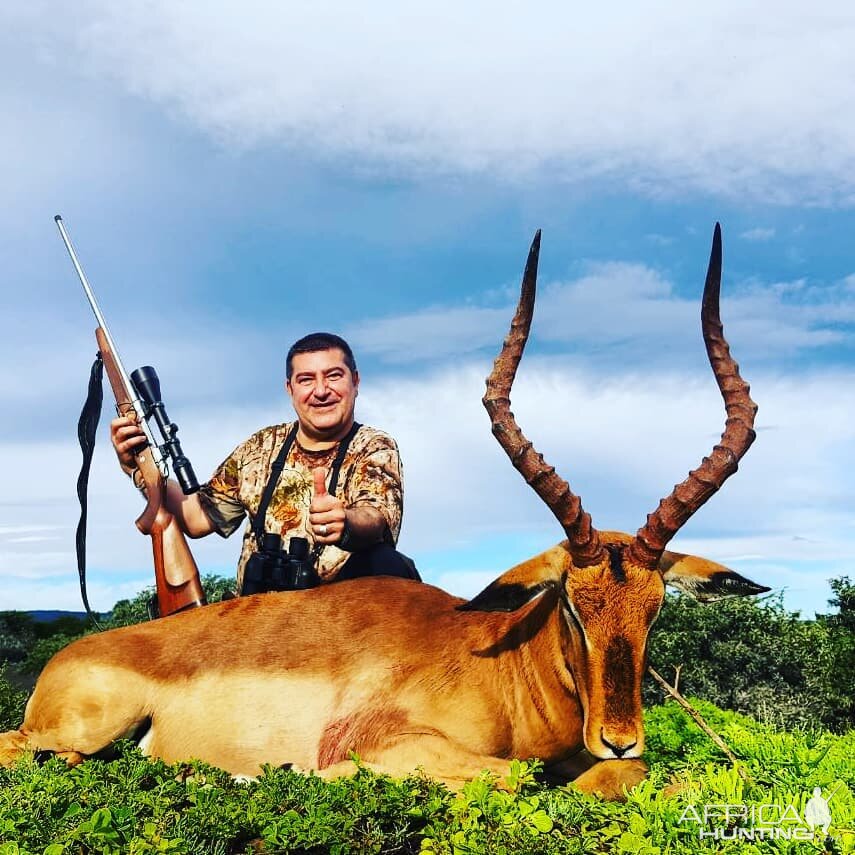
130, 366, 200, 494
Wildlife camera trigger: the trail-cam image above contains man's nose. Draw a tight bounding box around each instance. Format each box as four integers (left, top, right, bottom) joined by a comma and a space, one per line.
313, 377, 329, 397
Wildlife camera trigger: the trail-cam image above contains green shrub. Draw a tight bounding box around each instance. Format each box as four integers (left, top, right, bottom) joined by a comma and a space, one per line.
646, 586, 855, 732
20, 634, 85, 676
0, 707, 852, 854
0, 664, 27, 731
9, 576, 236, 677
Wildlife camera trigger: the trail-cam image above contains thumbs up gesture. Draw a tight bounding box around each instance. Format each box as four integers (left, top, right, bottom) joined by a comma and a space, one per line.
309, 467, 346, 544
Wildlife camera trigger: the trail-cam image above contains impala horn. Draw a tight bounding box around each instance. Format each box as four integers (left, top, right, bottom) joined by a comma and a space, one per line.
483, 231, 607, 569
625, 223, 758, 570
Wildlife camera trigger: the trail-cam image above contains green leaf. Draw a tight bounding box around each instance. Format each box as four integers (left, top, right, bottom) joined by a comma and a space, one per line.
528, 810, 554, 833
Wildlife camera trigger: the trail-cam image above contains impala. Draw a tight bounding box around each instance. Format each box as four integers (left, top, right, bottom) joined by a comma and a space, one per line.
0, 225, 767, 798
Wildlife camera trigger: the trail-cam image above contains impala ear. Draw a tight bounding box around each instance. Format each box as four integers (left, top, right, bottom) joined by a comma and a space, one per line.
659, 548, 770, 602
457, 545, 568, 613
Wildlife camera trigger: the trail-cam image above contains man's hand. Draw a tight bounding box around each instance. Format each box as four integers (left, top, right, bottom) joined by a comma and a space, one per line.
309, 467, 347, 545
110, 415, 148, 475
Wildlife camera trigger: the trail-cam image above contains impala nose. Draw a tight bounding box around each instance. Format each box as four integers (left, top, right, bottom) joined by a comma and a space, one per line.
601, 733, 637, 758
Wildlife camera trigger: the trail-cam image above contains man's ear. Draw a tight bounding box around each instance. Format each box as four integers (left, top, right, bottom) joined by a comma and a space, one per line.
659, 548, 770, 603
458, 546, 568, 612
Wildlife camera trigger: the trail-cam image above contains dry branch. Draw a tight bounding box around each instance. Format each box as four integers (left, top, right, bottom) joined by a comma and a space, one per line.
647, 665, 749, 781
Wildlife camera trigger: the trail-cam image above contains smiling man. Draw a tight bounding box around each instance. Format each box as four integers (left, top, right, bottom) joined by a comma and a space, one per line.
111, 332, 416, 592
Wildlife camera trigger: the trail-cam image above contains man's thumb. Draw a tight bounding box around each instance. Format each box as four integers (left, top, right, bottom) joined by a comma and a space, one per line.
312, 467, 328, 497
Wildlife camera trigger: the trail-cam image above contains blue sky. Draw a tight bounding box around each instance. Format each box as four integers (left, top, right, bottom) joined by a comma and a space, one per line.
2, 2, 854, 616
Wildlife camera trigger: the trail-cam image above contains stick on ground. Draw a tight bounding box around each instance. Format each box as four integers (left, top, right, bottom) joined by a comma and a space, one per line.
647, 665, 749, 781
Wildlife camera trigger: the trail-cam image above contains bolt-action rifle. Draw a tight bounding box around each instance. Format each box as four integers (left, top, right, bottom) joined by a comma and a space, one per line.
56, 215, 206, 618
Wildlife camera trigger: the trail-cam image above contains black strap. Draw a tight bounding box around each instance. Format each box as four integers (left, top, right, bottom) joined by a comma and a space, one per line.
251, 423, 299, 548
327, 421, 361, 497
251, 421, 361, 548
75, 353, 105, 630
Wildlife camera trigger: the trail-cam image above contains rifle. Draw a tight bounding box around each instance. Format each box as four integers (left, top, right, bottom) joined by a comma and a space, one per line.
56, 215, 207, 618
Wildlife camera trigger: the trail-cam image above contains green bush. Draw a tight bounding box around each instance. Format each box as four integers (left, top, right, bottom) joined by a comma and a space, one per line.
646, 586, 855, 732
0, 706, 852, 854
20, 634, 87, 676
0, 614, 37, 665
0, 664, 27, 731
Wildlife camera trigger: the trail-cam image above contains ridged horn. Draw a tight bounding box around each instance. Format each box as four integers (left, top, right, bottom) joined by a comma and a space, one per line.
483, 231, 606, 568
626, 224, 757, 569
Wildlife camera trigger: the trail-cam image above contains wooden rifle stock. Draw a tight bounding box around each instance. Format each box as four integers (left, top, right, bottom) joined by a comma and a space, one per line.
96, 328, 206, 616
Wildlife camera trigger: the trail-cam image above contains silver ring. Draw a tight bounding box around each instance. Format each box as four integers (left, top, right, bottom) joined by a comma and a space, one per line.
319, 524, 328, 537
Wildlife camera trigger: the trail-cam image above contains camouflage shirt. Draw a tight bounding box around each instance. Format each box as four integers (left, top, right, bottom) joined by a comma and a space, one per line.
198, 422, 403, 589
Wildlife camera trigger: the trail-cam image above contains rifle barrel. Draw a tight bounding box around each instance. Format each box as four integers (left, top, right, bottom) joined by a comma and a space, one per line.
55, 215, 163, 467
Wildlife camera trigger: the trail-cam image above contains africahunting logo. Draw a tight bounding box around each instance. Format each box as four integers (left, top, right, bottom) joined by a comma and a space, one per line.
678, 785, 843, 842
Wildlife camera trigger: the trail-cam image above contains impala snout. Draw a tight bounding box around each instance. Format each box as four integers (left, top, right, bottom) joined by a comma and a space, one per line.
582, 668, 646, 760
599, 725, 643, 759
601, 732, 639, 759
562, 563, 663, 762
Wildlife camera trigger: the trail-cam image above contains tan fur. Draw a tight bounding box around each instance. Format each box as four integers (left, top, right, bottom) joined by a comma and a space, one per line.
0, 532, 762, 797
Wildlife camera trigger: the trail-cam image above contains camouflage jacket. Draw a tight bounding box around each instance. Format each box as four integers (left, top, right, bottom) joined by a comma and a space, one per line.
198, 422, 403, 589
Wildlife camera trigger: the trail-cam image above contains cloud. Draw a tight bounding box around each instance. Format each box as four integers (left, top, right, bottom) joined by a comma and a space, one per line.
3, 358, 853, 614
7, 1, 855, 203
348, 262, 855, 366
740, 228, 776, 242
347, 305, 510, 363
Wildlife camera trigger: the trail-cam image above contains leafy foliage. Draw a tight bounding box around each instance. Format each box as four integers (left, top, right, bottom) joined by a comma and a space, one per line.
0, 665, 27, 732
0, 613, 87, 666
7, 575, 235, 675
0, 706, 852, 854
646, 588, 855, 732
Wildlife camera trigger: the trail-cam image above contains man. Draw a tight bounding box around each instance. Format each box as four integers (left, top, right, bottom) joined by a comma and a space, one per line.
111, 332, 416, 592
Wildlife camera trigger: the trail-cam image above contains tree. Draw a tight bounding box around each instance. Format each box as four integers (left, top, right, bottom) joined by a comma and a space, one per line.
646, 582, 854, 732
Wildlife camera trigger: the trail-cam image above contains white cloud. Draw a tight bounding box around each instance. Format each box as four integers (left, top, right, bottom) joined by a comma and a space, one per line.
347, 305, 510, 363
5, 1, 855, 202
3, 358, 852, 614
740, 227, 776, 242
348, 262, 855, 365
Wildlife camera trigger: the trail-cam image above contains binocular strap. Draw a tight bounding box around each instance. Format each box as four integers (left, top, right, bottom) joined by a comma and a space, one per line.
251, 421, 362, 554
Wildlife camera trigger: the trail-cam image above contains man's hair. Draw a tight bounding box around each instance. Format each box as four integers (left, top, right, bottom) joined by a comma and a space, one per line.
286, 332, 357, 380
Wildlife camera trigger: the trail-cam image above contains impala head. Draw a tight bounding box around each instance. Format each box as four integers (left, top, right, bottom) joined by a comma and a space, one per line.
463, 226, 768, 760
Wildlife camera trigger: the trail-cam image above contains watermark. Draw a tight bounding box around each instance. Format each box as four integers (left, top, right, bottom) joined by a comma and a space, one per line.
678, 786, 844, 843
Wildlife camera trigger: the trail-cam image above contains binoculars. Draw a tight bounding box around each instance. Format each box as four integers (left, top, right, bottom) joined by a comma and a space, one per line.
241, 534, 320, 595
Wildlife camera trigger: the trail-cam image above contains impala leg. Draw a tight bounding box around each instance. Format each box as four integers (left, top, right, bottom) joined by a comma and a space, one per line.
0, 730, 88, 768
570, 758, 648, 801
314, 733, 517, 791
0, 664, 150, 766
0, 729, 32, 766
539, 749, 599, 785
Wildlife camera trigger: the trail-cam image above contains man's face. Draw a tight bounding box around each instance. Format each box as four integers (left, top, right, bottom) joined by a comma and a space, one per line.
286, 348, 359, 441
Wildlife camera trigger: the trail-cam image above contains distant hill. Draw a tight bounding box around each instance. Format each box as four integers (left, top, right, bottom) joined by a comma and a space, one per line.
22, 610, 94, 623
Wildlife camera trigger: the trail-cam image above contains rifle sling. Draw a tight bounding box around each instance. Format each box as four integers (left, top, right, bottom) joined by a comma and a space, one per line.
75, 352, 105, 630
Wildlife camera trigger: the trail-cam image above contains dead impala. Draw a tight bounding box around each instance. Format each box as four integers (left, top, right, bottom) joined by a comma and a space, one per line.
0, 225, 768, 798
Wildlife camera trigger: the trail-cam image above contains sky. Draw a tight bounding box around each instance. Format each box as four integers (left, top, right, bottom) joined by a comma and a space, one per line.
2, 1, 855, 617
